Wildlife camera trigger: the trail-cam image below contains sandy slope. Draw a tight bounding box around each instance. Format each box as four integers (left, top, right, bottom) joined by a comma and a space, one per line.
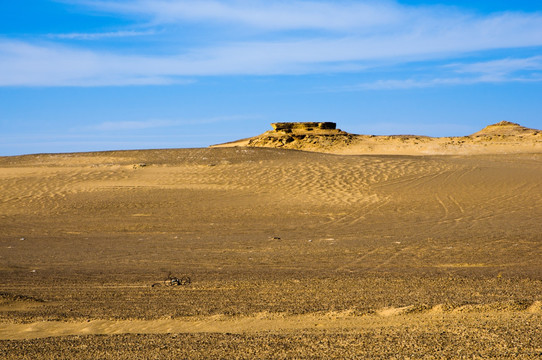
0, 144, 541, 358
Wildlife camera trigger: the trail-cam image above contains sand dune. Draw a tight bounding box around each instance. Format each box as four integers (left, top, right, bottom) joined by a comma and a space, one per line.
1, 140, 541, 357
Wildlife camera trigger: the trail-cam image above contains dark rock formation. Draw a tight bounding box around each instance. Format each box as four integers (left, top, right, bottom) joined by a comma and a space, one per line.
271, 122, 337, 131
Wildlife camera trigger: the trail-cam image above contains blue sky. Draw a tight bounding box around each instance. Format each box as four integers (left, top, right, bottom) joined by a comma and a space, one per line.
1, 0, 541, 155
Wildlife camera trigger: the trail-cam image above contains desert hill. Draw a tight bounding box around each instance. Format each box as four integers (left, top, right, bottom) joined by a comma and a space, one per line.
213, 121, 541, 155
470, 120, 539, 136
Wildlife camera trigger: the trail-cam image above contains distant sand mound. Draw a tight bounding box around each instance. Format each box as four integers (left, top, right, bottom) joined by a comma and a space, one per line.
470, 121, 539, 137
212, 121, 541, 155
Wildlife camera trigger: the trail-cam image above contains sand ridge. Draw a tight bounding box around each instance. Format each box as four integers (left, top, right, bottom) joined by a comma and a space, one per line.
2, 301, 541, 340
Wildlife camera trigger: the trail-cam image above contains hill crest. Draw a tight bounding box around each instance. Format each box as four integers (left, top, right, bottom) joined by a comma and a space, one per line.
470, 121, 538, 136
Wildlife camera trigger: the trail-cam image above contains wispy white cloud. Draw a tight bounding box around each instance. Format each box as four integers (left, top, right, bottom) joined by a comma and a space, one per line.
47, 29, 158, 40
71, 0, 404, 31
448, 56, 542, 75
2, 30, 542, 87
90, 115, 257, 131
0, 40, 192, 86
92, 119, 178, 131
343, 78, 472, 90
332, 56, 542, 90
341, 77, 500, 91
3, 1, 542, 86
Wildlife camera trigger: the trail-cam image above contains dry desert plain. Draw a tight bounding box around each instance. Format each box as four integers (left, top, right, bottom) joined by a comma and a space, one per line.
1, 122, 542, 358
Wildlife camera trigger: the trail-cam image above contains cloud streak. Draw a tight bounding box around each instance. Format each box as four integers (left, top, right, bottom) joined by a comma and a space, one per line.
449, 56, 542, 75
333, 56, 542, 90
74, 0, 404, 31
90, 116, 257, 131
2, 1, 542, 86
47, 30, 158, 40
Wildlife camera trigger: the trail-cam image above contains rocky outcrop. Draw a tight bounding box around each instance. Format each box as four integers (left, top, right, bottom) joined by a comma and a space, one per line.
271, 122, 337, 131
247, 132, 356, 150
245, 122, 353, 150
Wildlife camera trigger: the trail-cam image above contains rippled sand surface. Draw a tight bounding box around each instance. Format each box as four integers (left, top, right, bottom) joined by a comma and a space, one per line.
1, 148, 541, 358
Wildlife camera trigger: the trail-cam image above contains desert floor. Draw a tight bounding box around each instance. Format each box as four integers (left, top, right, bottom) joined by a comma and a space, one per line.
1, 148, 541, 358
